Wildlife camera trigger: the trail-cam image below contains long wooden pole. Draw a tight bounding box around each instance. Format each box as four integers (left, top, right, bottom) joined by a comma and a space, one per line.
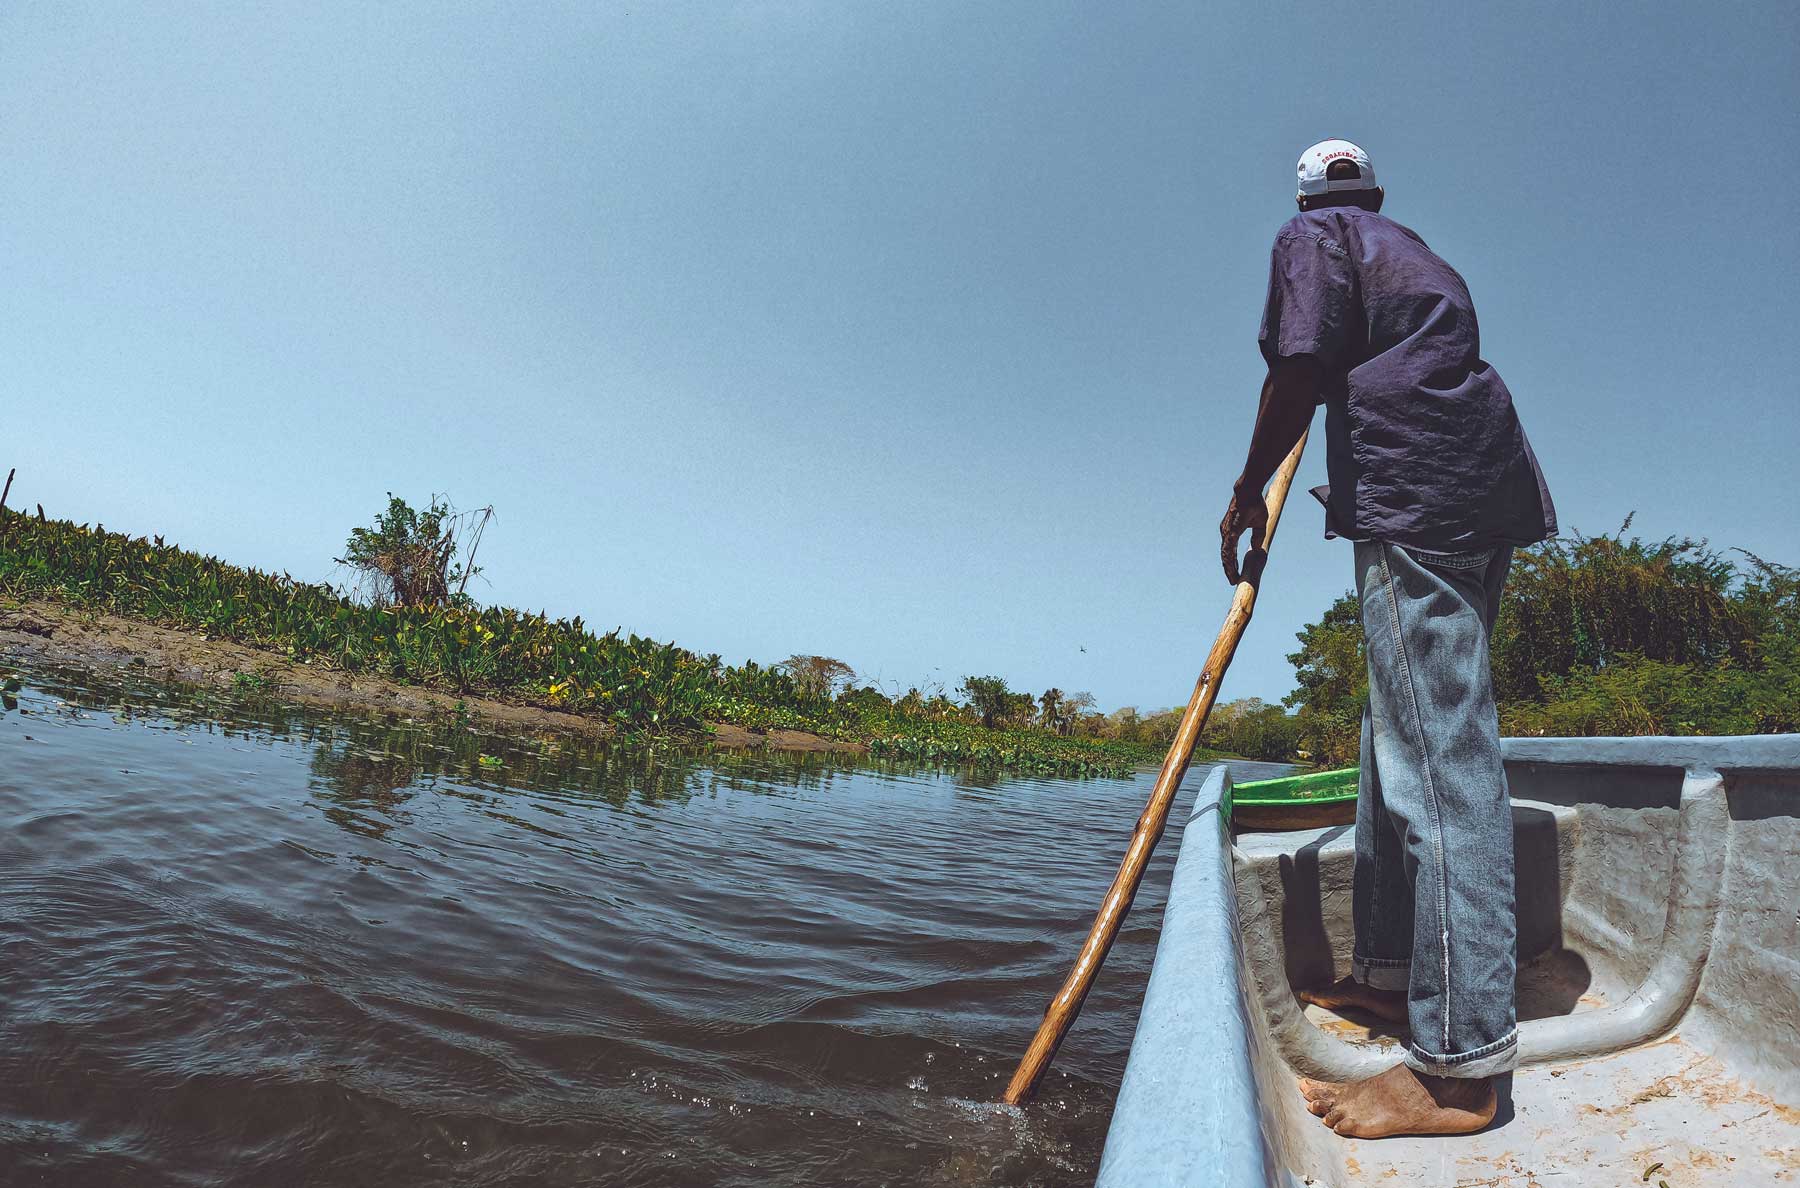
1001, 431, 1308, 1105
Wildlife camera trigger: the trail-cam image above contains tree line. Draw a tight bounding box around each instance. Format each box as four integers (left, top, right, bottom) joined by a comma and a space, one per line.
1277, 526, 1800, 766
833, 525, 1800, 767
332, 497, 1798, 769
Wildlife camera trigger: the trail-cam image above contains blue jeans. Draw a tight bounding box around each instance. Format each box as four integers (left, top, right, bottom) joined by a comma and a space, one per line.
1350, 540, 1518, 1079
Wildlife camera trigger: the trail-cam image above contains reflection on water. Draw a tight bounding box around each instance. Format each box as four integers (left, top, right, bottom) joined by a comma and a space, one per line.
0, 664, 1285, 1187
310, 744, 420, 838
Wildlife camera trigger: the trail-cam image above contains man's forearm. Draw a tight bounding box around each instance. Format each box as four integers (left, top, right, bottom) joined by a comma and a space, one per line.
1234, 356, 1321, 496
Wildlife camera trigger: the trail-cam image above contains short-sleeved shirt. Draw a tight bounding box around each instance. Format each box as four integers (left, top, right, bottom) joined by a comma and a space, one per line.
1258, 207, 1556, 551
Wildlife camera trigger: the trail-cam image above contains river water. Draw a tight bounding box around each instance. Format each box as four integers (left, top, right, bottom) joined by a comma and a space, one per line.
0, 664, 1289, 1186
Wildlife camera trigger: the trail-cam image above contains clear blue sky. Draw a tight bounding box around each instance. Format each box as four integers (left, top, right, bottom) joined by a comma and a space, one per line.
6, 3, 1796, 711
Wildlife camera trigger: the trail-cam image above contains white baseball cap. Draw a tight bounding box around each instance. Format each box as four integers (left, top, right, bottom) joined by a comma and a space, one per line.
1296, 139, 1377, 198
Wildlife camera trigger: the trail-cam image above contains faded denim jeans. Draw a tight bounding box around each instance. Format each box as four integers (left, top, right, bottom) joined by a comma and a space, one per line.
1351, 540, 1518, 1079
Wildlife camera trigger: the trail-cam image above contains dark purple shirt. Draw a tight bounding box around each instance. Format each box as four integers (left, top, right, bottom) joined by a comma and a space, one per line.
1259, 207, 1556, 551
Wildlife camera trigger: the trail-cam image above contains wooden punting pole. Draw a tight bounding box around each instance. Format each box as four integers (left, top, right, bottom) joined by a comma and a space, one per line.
1001, 431, 1308, 1105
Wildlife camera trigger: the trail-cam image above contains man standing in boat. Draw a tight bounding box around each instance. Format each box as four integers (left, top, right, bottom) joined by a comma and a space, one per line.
1219, 139, 1556, 1139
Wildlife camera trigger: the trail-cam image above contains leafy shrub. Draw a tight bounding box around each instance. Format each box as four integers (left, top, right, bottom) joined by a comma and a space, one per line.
957, 675, 1036, 729
1283, 594, 1366, 767
1491, 528, 1754, 701
1282, 529, 1799, 762
339, 495, 492, 608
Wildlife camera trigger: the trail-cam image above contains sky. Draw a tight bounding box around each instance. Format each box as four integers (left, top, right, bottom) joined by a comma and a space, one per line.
4, 2, 1796, 711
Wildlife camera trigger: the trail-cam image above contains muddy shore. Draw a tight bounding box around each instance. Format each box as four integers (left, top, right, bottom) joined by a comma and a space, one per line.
0, 597, 862, 755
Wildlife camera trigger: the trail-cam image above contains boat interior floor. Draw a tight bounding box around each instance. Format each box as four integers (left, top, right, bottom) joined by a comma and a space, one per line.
1228, 748, 1800, 1187
1298, 1001, 1799, 1186
1097, 742, 1800, 1188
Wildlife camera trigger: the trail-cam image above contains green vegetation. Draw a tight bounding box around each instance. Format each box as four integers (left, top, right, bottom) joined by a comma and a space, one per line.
1494, 531, 1798, 739
1279, 592, 1372, 767
1202, 697, 1307, 764
957, 675, 1036, 729
338, 494, 493, 609
1264, 528, 1800, 766
12, 494, 1781, 777
0, 505, 1170, 777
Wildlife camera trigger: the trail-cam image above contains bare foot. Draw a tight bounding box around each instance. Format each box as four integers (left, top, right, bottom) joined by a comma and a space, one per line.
1298, 1064, 1496, 1138
1297, 975, 1409, 1025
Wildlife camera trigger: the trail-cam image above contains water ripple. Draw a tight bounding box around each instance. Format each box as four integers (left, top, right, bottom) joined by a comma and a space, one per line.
0, 665, 1291, 1185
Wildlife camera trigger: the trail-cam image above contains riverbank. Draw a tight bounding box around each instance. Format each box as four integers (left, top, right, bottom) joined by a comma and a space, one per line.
0, 596, 861, 754
0, 510, 1187, 775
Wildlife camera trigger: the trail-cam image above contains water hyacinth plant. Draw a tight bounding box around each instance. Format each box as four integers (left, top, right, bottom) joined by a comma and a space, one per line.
0, 508, 1166, 777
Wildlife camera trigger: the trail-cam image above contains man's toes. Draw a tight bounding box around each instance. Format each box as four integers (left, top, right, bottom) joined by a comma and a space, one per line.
1298, 1078, 1339, 1105
1327, 1106, 1387, 1138
1306, 1096, 1330, 1117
